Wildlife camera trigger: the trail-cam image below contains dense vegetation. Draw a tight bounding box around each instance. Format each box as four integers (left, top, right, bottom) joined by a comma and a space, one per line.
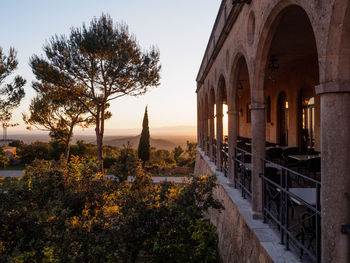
9, 139, 196, 171
0, 13, 214, 263
0, 158, 222, 262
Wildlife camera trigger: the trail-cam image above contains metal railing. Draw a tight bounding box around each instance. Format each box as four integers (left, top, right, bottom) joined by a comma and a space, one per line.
233, 147, 252, 200
261, 159, 321, 263
221, 142, 228, 177
212, 138, 217, 165
206, 136, 210, 156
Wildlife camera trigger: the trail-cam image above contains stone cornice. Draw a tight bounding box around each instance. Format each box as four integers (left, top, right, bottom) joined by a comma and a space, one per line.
196, 0, 251, 93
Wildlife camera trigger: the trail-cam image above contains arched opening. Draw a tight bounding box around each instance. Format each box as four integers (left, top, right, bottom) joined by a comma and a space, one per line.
216, 76, 228, 170
236, 57, 251, 147
209, 88, 216, 162
217, 76, 228, 142
204, 94, 210, 155
257, 5, 322, 261
264, 6, 319, 151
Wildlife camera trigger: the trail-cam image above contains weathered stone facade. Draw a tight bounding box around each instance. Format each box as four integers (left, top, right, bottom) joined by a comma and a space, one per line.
196, 0, 350, 262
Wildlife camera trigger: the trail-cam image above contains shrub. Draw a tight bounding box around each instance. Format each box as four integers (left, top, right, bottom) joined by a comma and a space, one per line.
0, 158, 223, 262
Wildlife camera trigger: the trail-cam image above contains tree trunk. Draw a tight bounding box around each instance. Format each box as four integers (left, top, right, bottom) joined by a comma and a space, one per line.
63, 125, 74, 162
95, 105, 105, 172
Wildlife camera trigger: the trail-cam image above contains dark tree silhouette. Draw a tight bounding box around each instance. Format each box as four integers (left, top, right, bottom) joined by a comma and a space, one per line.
138, 106, 150, 164
0, 47, 26, 132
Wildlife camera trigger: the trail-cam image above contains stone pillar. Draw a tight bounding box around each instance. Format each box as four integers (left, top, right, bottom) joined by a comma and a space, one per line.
316, 81, 350, 263
209, 102, 215, 162
198, 105, 202, 149
204, 105, 209, 155
228, 108, 237, 184
216, 103, 223, 170
200, 105, 205, 150
251, 103, 265, 218
197, 101, 200, 148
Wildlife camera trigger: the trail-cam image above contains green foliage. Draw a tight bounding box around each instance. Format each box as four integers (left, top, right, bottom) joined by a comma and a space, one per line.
16, 141, 50, 164
138, 106, 150, 164
170, 141, 197, 168
0, 46, 26, 124
111, 143, 140, 182
48, 139, 65, 160
23, 84, 93, 161
185, 141, 197, 168
103, 156, 117, 169
69, 140, 96, 159
149, 148, 176, 167
173, 146, 184, 164
8, 140, 23, 147
0, 158, 222, 262
0, 148, 9, 168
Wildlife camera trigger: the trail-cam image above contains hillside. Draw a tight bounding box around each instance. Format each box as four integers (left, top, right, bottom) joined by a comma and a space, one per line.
103, 135, 197, 150
8, 133, 197, 151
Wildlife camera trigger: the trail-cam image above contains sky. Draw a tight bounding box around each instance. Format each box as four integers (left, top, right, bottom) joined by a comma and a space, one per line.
0, 0, 221, 132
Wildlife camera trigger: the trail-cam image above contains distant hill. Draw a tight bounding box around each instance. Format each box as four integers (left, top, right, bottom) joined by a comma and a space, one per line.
8, 133, 197, 151
103, 135, 196, 150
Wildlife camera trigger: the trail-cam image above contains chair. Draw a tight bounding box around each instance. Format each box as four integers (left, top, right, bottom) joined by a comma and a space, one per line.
263, 168, 281, 220
296, 212, 316, 260
307, 157, 321, 179
282, 147, 299, 168
266, 147, 283, 164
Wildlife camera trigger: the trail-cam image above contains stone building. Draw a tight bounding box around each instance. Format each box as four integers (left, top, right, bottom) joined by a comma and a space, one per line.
195, 0, 350, 262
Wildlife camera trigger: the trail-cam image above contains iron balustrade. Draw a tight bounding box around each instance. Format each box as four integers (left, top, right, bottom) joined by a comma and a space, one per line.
212, 138, 217, 165
221, 142, 229, 177
206, 136, 210, 156
261, 159, 321, 263
233, 147, 252, 200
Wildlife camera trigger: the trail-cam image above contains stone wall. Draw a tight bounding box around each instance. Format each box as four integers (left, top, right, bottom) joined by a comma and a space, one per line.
195, 149, 299, 263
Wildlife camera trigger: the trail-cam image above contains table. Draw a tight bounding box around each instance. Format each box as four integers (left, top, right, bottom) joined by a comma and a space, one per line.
288, 154, 320, 162
245, 162, 279, 171
288, 154, 321, 174
289, 188, 316, 206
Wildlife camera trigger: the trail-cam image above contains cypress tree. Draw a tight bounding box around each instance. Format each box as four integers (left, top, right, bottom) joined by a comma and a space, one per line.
138, 106, 150, 164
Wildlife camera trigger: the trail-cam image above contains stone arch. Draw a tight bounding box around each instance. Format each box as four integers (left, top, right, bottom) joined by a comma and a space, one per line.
229, 53, 252, 139
217, 74, 227, 106
253, 1, 320, 104
228, 47, 252, 105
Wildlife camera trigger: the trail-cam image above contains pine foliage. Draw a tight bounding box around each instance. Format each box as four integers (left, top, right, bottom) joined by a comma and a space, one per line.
138, 106, 150, 163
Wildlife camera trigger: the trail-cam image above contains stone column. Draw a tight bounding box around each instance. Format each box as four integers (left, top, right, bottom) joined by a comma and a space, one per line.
228, 108, 237, 184
197, 102, 200, 148
216, 103, 223, 170
209, 101, 215, 162
316, 81, 350, 263
251, 103, 265, 218
204, 105, 209, 155
198, 105, 202, 149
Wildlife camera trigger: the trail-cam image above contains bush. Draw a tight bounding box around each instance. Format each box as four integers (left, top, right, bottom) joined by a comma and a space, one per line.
111, 143, 139, 182
103, 156, 117, 169
0, 148, 9, 168
16, 141, 50, 164
0, 157, 223, 262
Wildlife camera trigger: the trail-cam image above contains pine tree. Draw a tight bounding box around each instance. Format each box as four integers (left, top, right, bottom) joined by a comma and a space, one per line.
30, 14, 160, 171
138, 106, 150, 164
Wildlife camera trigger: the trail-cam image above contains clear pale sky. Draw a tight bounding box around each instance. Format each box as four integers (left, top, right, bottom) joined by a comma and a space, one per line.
0, 0, 221, 132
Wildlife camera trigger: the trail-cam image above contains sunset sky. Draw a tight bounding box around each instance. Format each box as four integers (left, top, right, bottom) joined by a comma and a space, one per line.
0, 0, 221, 132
